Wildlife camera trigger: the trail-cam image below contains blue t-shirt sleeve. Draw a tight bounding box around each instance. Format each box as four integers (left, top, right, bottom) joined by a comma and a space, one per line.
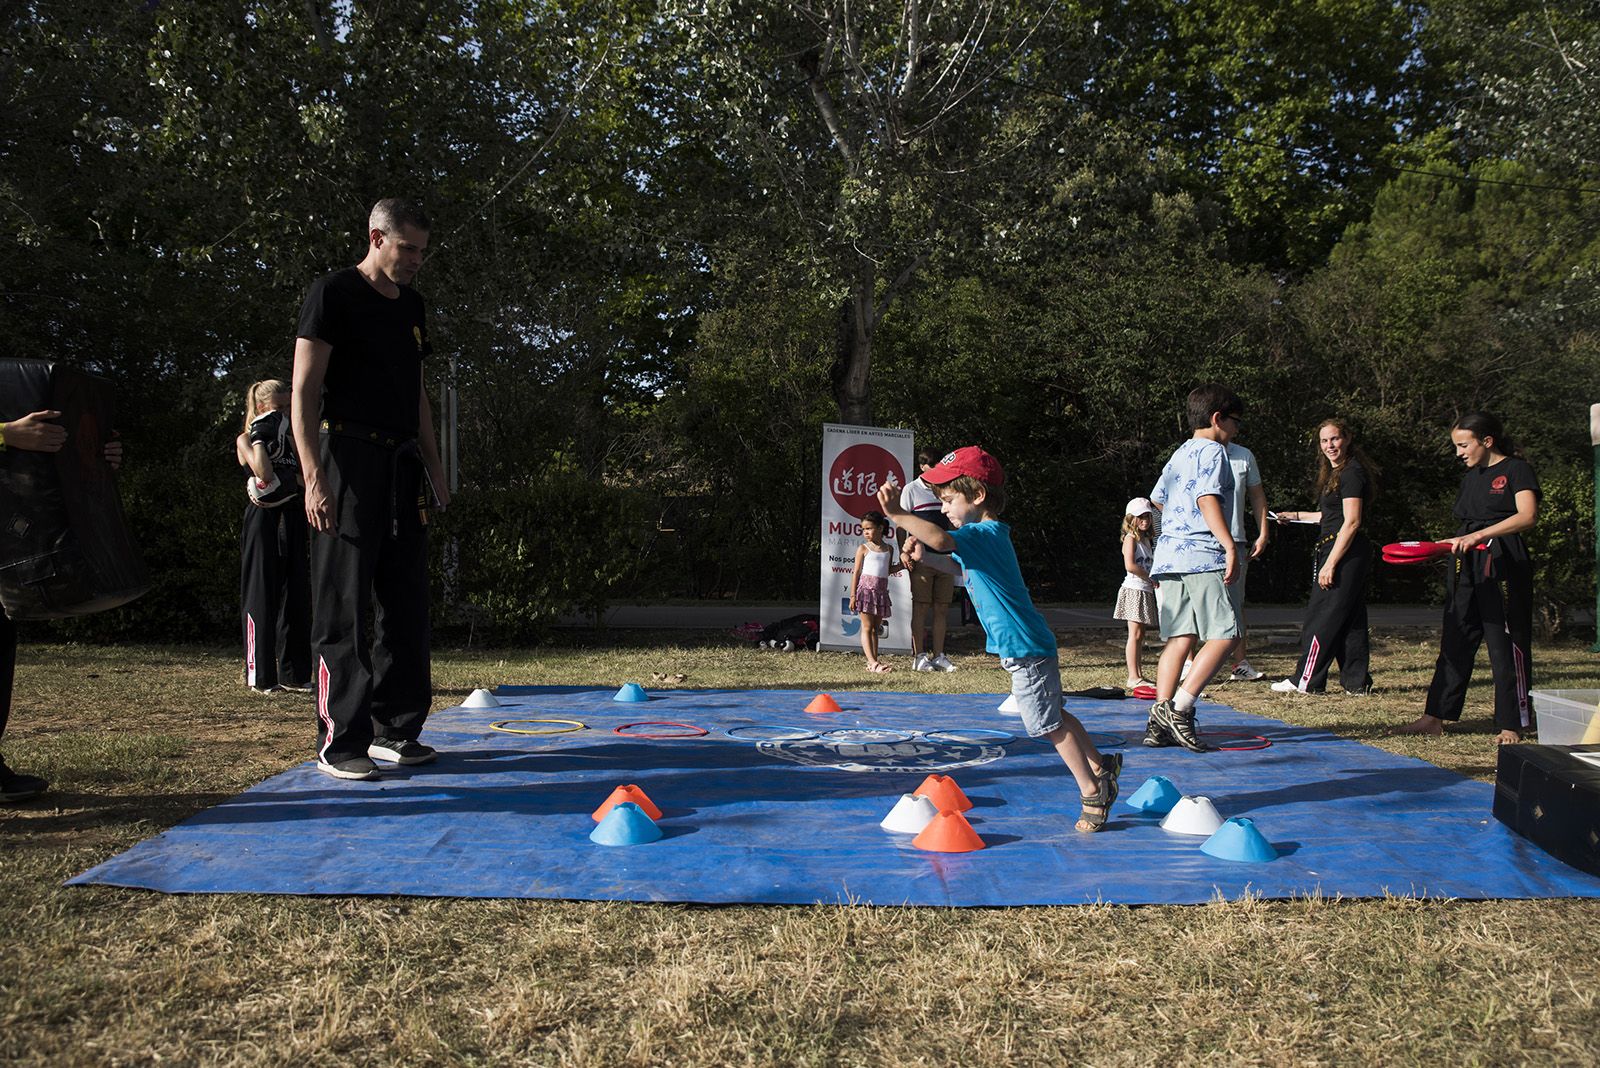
1192, 441, 1226, 499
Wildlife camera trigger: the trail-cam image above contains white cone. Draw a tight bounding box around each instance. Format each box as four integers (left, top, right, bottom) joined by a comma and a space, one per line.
880, 793, 940, 834
1160, 795, 1225, 836
462, 688, 500, 708
997, 694, 1021, 715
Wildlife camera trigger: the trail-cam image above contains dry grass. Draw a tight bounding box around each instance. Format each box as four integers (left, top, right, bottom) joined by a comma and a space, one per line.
3, 626, 1600, 1066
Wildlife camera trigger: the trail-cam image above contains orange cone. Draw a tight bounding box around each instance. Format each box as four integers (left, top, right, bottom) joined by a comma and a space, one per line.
914, 773, 973, 813
592, 784, 663, 822
912, 810, 985, 853
804, 693, 843, 714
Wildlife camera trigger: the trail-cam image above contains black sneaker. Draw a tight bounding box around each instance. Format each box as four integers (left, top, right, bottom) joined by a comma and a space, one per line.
317, 755, 381, 780
280, 681, 315, 693
368, 738, 437, 765
0, 756, 48, 802
1157, 702, 1211, 754
1142, 702, 1177, 748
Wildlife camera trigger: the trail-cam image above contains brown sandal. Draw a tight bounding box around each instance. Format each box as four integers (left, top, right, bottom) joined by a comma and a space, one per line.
1075, 753, 1123, 833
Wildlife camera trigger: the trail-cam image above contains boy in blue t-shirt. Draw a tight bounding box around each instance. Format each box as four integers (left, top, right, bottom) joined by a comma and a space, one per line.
1144, 384, 1243, 753
878, 447, 1122, 832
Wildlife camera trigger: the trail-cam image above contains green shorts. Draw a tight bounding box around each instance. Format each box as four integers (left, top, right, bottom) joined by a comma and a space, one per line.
1156, 571, 1239, 642
1227, 551, 1249, 617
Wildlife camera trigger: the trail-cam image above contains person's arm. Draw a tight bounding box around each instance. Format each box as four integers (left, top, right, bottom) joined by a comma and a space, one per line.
1249, 481, 1269, 559
1197, 494, 1238, 584
1, 410, 67, 452
849, 544, 865, 611
291, 336, 334, 532
877, 484, 954, 551
1122, 534, 1151, 582
1277, 508, 1322, 525
1448, 489, 1538, 552
417, 368, 450, 509
1317, 497, 1364, 589
245, 442, 274, 484
234, 431, 252, 468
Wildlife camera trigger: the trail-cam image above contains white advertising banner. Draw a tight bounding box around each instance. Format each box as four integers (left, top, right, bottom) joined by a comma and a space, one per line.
818, 423, 914, 654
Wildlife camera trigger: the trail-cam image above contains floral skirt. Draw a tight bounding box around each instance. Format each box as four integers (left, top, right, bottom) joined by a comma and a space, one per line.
855, 575, 892, 618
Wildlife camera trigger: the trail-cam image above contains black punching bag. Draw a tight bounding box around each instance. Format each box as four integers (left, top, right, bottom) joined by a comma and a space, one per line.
0, 359, 149, 618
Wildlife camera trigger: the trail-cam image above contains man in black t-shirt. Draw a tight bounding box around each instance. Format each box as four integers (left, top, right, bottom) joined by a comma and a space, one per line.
291, 198, 451, 781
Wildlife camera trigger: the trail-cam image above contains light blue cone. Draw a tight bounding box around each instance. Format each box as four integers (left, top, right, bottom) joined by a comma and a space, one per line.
590, 802, 663, 846
613, 682, 649, 703
1124, 774, 1182, 814
1200, 817, 1278, 862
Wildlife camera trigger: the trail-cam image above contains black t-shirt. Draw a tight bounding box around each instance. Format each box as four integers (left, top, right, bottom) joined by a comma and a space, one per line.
246, 409, 299, 478
1454, 455, 1540, 561
296, 267, 430, 436
1318, 459, 1370, 541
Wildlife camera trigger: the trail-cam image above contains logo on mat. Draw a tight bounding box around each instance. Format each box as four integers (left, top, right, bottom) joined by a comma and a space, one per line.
758, 736, 1004, 774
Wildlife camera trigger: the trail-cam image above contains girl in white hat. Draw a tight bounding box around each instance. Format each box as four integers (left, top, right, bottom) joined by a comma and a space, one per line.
1113, 498, 1158, 689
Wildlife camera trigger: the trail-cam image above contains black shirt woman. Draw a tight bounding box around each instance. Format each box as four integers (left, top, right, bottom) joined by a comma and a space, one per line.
235, 379, 312, 693
1399, 412, 1540, 743
1271, 418, 1378, 695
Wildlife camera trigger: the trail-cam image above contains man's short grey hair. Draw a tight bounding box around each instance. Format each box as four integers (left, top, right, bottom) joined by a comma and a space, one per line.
369, 198, 431, 235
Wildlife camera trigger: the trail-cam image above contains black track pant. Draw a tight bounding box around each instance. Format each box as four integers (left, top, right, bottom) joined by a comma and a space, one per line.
310, 433, 431, 764
241, 501, 312, 689
1424, 556, 1534, 732
1, 607, 15, 746
1290, 540, 1372, 693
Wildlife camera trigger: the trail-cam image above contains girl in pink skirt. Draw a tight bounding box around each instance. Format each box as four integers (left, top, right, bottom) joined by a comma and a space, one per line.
849, 510, 905, 673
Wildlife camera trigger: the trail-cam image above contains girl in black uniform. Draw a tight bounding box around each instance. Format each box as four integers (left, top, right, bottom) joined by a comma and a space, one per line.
1400, 412, 1540, 743
236, 379, 311, 693
1271, 418, 1379, 694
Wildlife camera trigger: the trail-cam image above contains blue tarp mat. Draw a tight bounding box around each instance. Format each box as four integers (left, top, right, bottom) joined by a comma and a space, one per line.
68, 686, 1600, 905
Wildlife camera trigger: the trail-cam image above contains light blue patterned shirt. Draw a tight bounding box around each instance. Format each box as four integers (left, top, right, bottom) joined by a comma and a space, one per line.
1149, 438, 1235, 576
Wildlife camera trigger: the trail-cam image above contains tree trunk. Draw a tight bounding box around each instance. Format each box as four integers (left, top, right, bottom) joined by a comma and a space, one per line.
832, 263, 876, 426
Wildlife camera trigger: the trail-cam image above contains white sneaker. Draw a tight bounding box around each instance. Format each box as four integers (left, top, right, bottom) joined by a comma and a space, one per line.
931, 654, 957, 672
1230, 661, 1265, 682
1270, 678, 1301, 693
913, 653, 934, 672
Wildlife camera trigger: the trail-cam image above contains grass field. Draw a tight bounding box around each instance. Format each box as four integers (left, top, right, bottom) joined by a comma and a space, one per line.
4, 626, 1600, 1066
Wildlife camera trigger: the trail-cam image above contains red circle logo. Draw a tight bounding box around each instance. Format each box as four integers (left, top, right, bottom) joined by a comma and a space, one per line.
828, 444, 906, 518
1491, 475, 1508, 492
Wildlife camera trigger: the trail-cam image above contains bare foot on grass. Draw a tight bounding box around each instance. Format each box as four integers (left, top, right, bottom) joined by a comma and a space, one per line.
1495, 729, 1521, 745
866, 661, 893, 674
1394, 714, 1444, 737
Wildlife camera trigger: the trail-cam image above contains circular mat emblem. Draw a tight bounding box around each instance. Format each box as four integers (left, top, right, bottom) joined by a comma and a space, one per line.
828, 444, 908, 518
757, 736, 1005, 773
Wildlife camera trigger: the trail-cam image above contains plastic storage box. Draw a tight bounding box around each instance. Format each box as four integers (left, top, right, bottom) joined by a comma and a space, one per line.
1531, 689, 1600, 746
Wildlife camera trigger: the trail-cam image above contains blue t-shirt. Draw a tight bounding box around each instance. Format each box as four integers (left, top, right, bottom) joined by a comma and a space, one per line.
1149, 438, 1235, 577
948, 520, 1057, 659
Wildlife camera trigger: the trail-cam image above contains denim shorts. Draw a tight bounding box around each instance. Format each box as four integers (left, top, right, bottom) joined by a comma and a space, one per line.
1001, 655, 1064, 738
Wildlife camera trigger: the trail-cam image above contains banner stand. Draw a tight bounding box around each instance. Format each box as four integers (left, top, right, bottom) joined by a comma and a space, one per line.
818, 424, 914, 654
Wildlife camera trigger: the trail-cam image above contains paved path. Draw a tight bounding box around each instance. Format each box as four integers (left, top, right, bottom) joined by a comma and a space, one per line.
559, 602, 1444, 631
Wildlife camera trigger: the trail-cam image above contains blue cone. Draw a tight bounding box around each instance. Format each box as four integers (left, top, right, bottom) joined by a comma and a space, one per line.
1200, 817, 1278, 862
590, 802, 663, 846
1124, 775, 1182, 814
613, 682, 649, 703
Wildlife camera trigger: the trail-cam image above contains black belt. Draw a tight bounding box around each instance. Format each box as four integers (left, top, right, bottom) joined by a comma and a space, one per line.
319, 419, 427, 537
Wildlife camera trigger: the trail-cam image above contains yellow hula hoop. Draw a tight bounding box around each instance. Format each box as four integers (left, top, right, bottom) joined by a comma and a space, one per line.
490, 718, 587, 736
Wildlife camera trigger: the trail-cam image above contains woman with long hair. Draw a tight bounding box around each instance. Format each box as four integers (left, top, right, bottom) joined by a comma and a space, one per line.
1399, 412, 1540, 743
1271, 418, 1379, 695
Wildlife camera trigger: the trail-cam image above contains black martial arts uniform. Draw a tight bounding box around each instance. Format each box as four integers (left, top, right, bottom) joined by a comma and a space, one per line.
297, 267, 433, 765
1424, 455, 1540, 733
1288, 459, 1373, 693
240, 408, 311, 691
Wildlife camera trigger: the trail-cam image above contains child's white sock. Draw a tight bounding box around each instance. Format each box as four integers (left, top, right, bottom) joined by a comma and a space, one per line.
1173, 688, 1197, 713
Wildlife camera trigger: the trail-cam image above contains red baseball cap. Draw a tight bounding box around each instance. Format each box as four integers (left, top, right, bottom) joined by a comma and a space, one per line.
920, 446, 1005, 487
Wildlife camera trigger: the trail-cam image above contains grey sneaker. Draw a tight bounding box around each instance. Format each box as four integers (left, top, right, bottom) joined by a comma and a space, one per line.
912, 653, 935, 672
1142, 702, 1177, 748
369, 738, 437, 765
0, 756, 48, 802
318, 755, 381, 780
930, 654, 957, 672
1155, 701, 1210, 754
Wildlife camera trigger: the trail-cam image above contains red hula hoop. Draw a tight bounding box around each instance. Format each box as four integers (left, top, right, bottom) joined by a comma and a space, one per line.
613, 721, 708, 739
1200, 730, 1272, 752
